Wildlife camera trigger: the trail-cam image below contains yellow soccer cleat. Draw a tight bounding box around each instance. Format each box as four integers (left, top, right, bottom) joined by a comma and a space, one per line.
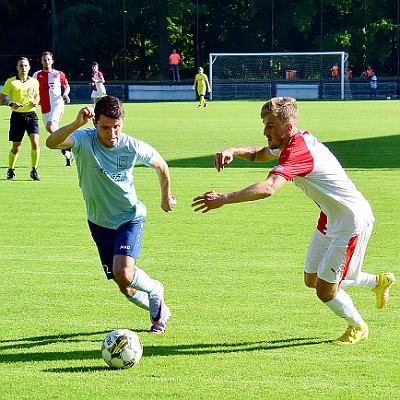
333, 324, 369, 346
372, 273, 395, 309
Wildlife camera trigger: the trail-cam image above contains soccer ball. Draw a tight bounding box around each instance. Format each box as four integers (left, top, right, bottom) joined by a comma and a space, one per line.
101, 329, 143, 369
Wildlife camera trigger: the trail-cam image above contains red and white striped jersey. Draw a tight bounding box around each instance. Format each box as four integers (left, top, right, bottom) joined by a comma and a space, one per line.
271, 130, 374, 237
33, 69, 68, 114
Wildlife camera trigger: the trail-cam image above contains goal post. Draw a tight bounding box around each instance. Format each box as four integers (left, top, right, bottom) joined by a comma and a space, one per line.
209, 52, 350, 100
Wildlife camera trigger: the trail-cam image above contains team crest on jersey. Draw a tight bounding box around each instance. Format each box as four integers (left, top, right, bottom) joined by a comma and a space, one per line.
273, 165, 284, 172
117, 156, 128, 169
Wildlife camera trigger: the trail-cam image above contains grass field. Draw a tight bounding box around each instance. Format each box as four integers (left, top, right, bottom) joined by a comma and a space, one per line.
0, 99, 399, 399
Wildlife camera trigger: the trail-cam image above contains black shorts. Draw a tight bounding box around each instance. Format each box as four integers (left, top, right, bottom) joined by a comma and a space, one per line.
9, 111, 39, 142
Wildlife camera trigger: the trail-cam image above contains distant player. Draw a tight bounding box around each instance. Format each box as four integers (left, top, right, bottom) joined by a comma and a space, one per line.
169, 49, 181, 82
331, 64, 339, 79
90, 62, 107, 107
193, 67, 211, 108
1, 57, 41, 180
33, 51, 73, 166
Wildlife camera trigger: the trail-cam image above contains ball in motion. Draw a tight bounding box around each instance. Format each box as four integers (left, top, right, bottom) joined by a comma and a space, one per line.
101, 329, 143, 369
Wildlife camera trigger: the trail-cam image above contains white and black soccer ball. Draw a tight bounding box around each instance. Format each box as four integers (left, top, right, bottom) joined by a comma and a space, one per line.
101, 329, 143, 369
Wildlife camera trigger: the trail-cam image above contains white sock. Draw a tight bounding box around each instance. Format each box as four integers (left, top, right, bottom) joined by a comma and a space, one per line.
340, 272, 377, 289
127, 290, 149, 310
325, 289, 365, 327
129, 266, 157, 294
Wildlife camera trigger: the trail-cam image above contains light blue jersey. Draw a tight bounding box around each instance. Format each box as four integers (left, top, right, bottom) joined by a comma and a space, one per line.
71, 127, 159, 229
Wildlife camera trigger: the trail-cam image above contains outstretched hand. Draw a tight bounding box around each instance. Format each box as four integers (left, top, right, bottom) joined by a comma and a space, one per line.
192, 191, 224, 213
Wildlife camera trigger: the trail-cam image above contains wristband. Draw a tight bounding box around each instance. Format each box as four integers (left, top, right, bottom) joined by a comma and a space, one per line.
8, 101, 13, 107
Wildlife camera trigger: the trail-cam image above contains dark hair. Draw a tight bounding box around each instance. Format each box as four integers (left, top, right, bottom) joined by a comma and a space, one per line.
94, 96, 125, 122
17, 56, 30, 64
41, 51, 53, 59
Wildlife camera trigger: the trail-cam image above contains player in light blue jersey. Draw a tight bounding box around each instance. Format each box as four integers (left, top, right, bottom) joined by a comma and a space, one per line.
46, 96, 176, 333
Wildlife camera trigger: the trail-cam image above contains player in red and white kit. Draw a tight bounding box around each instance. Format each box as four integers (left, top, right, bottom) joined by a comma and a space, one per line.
33, 51, 73, 166
192, 97, 395, 346
90, 62, 106, 108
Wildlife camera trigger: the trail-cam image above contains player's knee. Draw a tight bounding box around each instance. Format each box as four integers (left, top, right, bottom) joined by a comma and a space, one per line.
115, 281, 130, 296
315, 282, 337, 302
304, 272, 317, 288
112, 267, 131, 287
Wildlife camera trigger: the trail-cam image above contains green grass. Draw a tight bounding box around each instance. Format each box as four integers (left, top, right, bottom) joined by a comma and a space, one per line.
0, 100, 399, 399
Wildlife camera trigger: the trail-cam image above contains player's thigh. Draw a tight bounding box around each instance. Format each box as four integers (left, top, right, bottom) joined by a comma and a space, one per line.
9, 112, 26, 142
88, 218, 145, 281
47, 104, 64, 125
91, 90, 102, 99
304, 229, 330, 275
114, 218, 145, 262
197, 85, 206, 96
346, 221, 374, 280
88, 220, 116, 280
318, 237, 351, 284
112, 219, 145, 283
25, 112, 40, 135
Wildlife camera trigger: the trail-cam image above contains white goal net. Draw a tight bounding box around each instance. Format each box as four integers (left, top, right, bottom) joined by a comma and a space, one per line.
209, 52, 351, 100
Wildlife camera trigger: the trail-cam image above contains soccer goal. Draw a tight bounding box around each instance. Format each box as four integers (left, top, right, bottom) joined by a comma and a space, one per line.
209, 52, 351, 100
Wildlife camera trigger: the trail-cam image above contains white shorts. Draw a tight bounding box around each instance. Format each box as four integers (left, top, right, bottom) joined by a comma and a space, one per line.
304, 221, 373, 284
91, 83, 106, 99
42, 103, 64, 127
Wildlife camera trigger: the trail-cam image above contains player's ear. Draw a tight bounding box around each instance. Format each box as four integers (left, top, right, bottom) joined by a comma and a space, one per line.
92, 118, 97, 127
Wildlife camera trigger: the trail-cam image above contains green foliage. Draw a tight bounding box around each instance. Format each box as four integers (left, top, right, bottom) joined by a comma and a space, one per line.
1, 0, 399, 82
0, 100, 399, 399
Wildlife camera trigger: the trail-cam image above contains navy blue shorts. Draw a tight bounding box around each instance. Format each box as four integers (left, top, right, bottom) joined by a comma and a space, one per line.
88, 218, 145, 280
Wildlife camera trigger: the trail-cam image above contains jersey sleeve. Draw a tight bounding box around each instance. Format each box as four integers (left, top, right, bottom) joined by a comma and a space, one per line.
1, 78, 12, 95
70, 128, 93, 150
129, 138, 159, 166
60, 71, 68, 86
271, 133, 314, 180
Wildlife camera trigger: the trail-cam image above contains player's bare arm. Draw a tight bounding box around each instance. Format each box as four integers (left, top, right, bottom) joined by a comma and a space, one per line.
62, 83, 71, 103
214, 146, 279, 172
192, 172, 287, 213
46, 106, 94, 149
152, 155, 176, 212
30, 93, 40, 108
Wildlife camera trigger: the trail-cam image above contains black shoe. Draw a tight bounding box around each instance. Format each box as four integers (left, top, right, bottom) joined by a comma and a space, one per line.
7, 169, 15, 180
30, 168, 40, 181
204, 103, 208, 107
66, 155, 74, 167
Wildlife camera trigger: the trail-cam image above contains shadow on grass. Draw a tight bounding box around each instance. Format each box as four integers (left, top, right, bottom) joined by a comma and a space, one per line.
0, 329, 153, 351
1, 332, 331, 372
164, 134, 400, 170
